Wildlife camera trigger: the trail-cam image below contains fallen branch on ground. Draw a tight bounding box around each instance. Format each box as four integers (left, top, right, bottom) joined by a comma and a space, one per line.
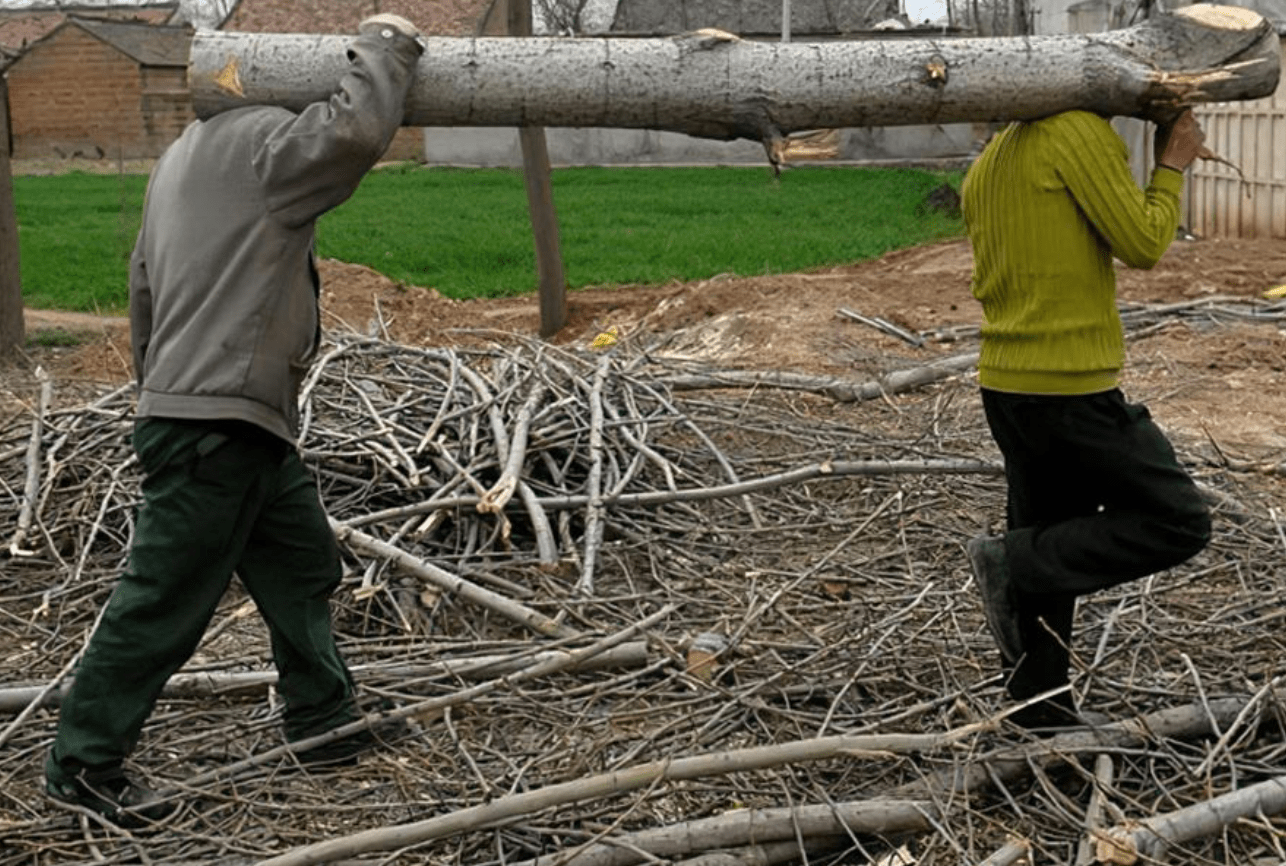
256, 693, 1273, 866
1095, 776, 1286, 864
655, 353, 980, 401
0, 642, 650, 715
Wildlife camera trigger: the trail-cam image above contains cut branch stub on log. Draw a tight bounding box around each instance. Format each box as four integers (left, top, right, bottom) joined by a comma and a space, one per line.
189, 5, 1279, 143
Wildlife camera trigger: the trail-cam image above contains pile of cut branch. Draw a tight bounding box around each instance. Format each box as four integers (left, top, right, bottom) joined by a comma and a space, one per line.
2, 321, 1286, 866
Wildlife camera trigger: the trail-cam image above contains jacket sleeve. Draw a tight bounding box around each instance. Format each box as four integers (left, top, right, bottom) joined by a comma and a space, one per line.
128, 224, 152, 384
251, 27, 423, 228
1049, 111, 1183, 270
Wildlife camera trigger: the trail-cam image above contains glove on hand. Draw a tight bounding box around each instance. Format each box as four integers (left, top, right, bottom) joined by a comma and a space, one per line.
1153, 109, 1205, 172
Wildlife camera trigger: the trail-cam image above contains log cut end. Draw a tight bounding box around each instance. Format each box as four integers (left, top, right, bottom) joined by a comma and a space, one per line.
1130, 4, 1281, 118
1173, 3, 1267, 31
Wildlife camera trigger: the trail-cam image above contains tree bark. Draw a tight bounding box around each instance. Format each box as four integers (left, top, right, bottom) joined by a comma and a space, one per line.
1094, 775, 1286, 864
191, 5, 1279, 145
0, 78, 23, 360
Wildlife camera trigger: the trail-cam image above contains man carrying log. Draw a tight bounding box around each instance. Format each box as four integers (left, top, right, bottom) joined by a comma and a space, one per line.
961, 108, 1213, 730
42, 14, 424, 827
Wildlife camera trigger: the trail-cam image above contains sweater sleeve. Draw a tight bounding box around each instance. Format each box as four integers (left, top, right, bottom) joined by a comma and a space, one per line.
1047, 111, 1183, 270
251, 28, 423, 228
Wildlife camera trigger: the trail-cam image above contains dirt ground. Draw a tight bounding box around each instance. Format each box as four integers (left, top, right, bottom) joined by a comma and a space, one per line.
15, 233, 1286, 458
5, 231, 1286, 866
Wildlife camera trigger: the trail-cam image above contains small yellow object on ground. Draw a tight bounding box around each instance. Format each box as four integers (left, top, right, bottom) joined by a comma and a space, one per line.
590, 326, 619, 349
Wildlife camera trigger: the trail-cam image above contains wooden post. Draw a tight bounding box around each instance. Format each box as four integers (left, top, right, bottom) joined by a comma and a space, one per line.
0, 78, 23, 360
507, 0, 567, 339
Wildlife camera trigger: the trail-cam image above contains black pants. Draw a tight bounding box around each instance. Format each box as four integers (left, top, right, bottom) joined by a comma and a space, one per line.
48, 417, 356, 787
980, 388, 1211, 702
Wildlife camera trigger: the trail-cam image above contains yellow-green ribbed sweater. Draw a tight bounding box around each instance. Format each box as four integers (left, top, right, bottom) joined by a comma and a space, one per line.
961, 110, 1185, 395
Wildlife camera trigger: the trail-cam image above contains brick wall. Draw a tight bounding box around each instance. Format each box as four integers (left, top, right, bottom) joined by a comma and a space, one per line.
5, 20, 426, 163
7, 25, 193, 159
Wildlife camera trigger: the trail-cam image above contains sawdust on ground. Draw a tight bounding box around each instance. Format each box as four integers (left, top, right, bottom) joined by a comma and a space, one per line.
11, 234, 1286, 458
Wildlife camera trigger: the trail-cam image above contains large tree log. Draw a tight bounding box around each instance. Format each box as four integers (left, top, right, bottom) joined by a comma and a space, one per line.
190, 5, 1279, 146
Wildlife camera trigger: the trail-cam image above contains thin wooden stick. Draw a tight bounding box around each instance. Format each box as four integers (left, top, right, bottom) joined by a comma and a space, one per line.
669, 836, 849, 866
8, 366, 51, 557
331, 519, 578, 639
578, 355, 610, 595
478, 379, 547, 514
257, 724, 980, 866
0, 642, 651, 714
339, 458, 1001, 526
508, 802, 935, 866
182, 604, 676, 791
1095, 775, 1286, 864
657, 352, 979, 401
976, 838, 1032, 866
1075, 754, 1117, 866
0, 632, 83, 748
517, 479, 559, 566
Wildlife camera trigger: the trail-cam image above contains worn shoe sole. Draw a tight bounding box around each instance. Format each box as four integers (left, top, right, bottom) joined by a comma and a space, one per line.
967, 536, 1025, 664
47, 778, 177, 829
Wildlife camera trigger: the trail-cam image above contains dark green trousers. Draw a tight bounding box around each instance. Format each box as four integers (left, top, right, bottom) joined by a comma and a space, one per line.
47, 417, 355, 785
980, 388, 1211, 705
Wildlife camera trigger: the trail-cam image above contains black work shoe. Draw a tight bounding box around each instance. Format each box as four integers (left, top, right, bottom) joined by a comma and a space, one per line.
966, 535, 1024, 664
1009, 700, 1111, 736
47, 773, 177, 828
289, 698, 412, 768
293, 726, 379, 768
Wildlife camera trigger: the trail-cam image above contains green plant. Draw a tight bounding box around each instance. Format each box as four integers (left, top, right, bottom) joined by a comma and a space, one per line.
27, 327, 88, 348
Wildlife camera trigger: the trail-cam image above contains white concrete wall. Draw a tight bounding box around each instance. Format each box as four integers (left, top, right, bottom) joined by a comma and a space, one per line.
424, 127, 763, 166
423, 123, 980, 167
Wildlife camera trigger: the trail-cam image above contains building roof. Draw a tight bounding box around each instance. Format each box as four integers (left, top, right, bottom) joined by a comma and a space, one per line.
0, 7, 173, 55
29, 16, 192, 66
223, 0, 490, 36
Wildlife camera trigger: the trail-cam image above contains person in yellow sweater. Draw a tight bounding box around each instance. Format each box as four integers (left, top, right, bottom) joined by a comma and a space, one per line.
961, 109, 1212, 730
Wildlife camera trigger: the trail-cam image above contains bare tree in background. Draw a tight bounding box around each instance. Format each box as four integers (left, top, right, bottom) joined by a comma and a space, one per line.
534, 0, 592, 34
173, 0, 238, 29
947, 0, 1033, 35
0, 79, 23, 360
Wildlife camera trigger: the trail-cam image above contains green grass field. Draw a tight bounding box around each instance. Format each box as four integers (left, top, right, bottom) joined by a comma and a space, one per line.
13, 164, 962, 313
13, 171, 148, 313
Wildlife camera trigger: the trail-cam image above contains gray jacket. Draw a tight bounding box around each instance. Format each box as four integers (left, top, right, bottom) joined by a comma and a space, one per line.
129, 26, 422, 442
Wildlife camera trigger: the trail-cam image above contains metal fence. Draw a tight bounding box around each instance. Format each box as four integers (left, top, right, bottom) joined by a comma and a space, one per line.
1189, 74, 1286, 239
